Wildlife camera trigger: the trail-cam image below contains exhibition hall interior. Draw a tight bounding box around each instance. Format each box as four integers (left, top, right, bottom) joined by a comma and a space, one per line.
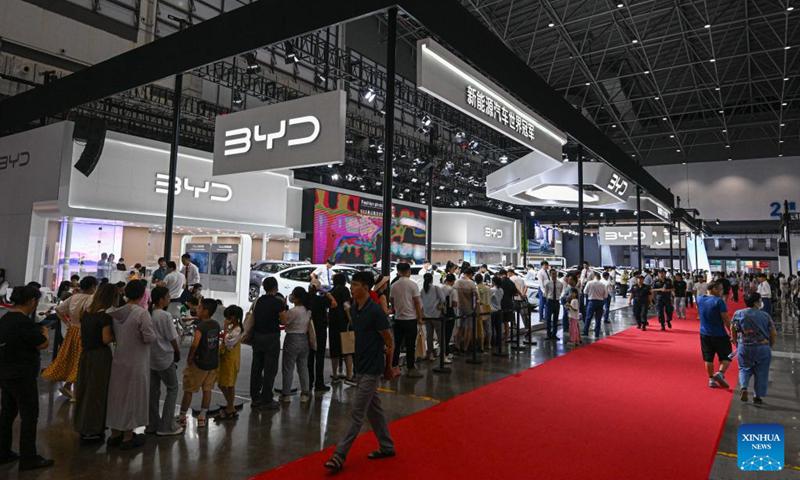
0, 0, 798, 478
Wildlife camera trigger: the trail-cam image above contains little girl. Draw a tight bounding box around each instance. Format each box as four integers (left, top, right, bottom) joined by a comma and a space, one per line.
567, 290, 582, 346
217, 305, 243, 420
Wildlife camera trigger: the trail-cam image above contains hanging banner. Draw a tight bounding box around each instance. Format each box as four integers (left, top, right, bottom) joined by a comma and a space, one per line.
416, 38, 566, 161
213, 90, 346, 176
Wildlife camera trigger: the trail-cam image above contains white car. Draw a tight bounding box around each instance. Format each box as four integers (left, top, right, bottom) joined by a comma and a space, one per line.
273, 264, 360, 299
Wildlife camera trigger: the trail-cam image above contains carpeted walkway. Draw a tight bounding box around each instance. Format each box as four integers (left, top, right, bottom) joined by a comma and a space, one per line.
253, 302, 739, 480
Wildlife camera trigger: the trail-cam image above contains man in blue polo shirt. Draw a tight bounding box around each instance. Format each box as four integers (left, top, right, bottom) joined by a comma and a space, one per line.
697, 281, 733, 389
325, 271, 395, 473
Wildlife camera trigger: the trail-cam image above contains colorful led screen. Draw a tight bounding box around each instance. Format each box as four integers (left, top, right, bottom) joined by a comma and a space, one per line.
313, 189, 427, 264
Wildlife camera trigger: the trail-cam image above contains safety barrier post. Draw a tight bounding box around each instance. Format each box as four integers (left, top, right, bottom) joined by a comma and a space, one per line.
511, 302, 527, 352
432, 314, 451, 374
466, 311, 482, 364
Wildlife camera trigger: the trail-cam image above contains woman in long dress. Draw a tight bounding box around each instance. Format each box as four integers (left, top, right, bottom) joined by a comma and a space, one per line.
43, 276, 98, 400
106, 280, 155, 450
73, 283, 117, 442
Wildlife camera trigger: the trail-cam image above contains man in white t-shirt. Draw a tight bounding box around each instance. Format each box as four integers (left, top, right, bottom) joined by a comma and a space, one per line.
602, 271, 615, 324
311, 259, 336, 292
161, 261, 185, 318
389, 263, 424, 378
583, 272, 608, 337
757, 273, 772, 315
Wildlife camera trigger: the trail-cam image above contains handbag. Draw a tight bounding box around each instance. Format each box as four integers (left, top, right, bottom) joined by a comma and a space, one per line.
241, 303, 255, 346
415, 325, 426, 359
340, 306, 355, 355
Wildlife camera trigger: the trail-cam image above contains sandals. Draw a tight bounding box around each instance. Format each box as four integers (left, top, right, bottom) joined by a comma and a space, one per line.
367, 450, 396, 460
197, 416, 207, 428
324, 453, 344, 473
216, 410, 239, 421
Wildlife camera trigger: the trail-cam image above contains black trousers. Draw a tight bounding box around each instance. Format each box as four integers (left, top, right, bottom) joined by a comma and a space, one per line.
656, 299, 674, 326
392, 320, 418, 370
308, 321, 328, 387
249, 332, 281, 402
632, 302, 648, 327
0, 376, 39, 460
732, 287, 739, 302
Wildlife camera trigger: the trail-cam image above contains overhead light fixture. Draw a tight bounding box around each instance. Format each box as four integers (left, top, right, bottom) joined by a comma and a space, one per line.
715, 218, 720, 225
725, 144, 730, 148
782, 102, 788, 106
669, 134, 675, 138
585, 82, 591, 86
644, 70, 651, 74
283, 41, 299, 63
617, 3, 624, 7
419, 113, 432, 127
681, 162, 686, 165
362, 86, 377, 103
728, 158, 732, 161
779, 154, 783, 157
785, 77, 790, 81
722, 129, 727, 132
704, 24, 711, 28
499, 154, 509, 164
331, 173, 340, 181
525, 185, 600, 203
232, 91, 243, 105
529, 211, 536, 217
780, 140, 785, 143
780, 123, 785, 127
709, 58, 716, 62
548, 22, 555, 27
654, 96, 660, 100
718, 109, 724, 113
715, 87, 720, 91
676, 149, 681, 153
612, 124, 617, 128
789, 6, 795, 11
455, 130, 466, 142
785, 46, 792, 50
243, 52, 260, 73
662, 117, 667, 121
314, 72, 326, 84
631, 39, 639, 44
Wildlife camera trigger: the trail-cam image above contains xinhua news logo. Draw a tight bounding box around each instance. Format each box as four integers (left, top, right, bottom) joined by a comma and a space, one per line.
737, 424, 784, 472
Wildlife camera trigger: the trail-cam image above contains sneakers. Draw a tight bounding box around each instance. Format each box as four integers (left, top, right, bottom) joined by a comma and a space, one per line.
119, 433, 146, 450
299, 393, 311, 403
196, 416, 207, 429
753, 397, 763, 405
444, 355, 454, 364
0, 450, 19, 465
157, 426, 185, 436
18, 455, 54, 471
740, 389, 749, 402
343, 377, 357, 386
177, 414, 188, 427
708, 378, 717, 388
713, 372, 730, 389
667, 321, 673, 329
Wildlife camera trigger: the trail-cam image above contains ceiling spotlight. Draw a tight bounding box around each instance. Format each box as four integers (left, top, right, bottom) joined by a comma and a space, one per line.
780, 123, 785, 127
715, 87, 720, 91
715, 218, 721, 225
681, 162, 686, 165
419, 113, 432, 127
722, 129, 727, 132
331, 173, 340, 181
499, 155, 509, 164
585, 82, 591, 86
644, 70, 651, 74
789, 6, 795, 11
612, 124, 617, 128
785, 46, 791, 50
529, 211, 536, 217
455, 130, 466, 142
631, 39, 639, 44
669, 134, 675, 138
314, 72, 326, 84
283, 41, 299, 63
782, 102, 788, 106
676, 149, 681, 153
718, 110, 724, 113
243, 51, 260, 73
548, 22, 555, 27
709, 58, 716, 62
617, 3, 624, 7
780, 140, 785, 143
654, 96, 660, 100
362, 86, 377, 103
232, 91, 243, 105
728, 158, 732, 161
704, 23, 711, 28
785, 77, 790, 81
725, 144, 730, 148
662, 117, 667, 121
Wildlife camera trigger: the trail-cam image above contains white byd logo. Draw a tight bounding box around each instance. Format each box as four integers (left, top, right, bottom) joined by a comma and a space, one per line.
606, 173, 629, 196
155, 173, 232, 202
604, 231, 645, 242
484, 227, 504, 239
224, 116, 320, 156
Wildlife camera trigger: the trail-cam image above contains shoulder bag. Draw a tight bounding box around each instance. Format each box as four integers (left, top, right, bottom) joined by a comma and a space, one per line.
340, 303, 355, 355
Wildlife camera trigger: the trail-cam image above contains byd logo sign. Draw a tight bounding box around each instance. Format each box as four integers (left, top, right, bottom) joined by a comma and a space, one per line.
484, 227, 504, 239
154, 173, 232, 202
604, 231, 645, 242
0, 151, 30, 171
223, 116, 320, 156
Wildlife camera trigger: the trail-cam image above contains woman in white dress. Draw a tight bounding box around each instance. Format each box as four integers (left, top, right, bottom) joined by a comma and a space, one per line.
106, 281, 155, 449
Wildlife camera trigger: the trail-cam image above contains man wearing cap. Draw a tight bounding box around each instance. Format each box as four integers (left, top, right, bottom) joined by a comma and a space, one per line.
628, 275, 652, 330
651, 269, 674, 330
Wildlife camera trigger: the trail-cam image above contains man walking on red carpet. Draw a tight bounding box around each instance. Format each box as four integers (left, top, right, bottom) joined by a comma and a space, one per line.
325, 271, 395, 473
697, 281, 733, 389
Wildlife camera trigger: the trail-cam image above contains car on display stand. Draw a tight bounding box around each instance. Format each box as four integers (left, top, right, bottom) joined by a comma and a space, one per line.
272, 264, 362, 299
249, 260, 308, 301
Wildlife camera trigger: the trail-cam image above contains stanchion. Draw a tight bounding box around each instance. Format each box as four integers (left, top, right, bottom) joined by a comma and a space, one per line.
466, 311, 481, 364
511, 302, 527, 352
432, 314, 451, 374
523, 302, 537, 346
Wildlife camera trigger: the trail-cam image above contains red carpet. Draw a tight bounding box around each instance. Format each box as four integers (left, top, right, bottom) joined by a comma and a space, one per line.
253, 302, 740, 480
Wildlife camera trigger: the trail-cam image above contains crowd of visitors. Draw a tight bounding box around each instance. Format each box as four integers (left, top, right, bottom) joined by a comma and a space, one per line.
0, 255, 791, 472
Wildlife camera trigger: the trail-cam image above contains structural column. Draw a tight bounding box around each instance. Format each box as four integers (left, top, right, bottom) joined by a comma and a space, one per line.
636, 186, 642, 271
668, 219, 674, 273
785, 200, 794, 277
577, 147, 584, 268
61, 216, 74, 284
380, 7, 398, 279
261, 234, 269, 260
163, 72, 183, 261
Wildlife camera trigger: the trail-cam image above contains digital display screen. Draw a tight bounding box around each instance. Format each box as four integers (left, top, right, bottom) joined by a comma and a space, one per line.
528, 220, 557, 255
312, 189, 427, 264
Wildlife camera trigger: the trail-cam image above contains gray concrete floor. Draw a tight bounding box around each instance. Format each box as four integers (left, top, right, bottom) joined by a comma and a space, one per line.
3, 297, 798, 479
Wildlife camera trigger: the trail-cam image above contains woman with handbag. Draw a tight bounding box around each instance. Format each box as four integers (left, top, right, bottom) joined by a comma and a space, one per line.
279, 287, 313, 403
328, 273, 354, 385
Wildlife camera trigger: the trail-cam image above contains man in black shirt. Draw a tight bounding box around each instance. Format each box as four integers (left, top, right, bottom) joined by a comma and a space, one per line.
499, 269, 518, 346
651, 270, 674, 330
673, 273, 688, 319
325, 271, 395, 473
249, 277, 286, 410
0, 286, 53, 471
628, 275, 652, 330
307, 281, 337, 392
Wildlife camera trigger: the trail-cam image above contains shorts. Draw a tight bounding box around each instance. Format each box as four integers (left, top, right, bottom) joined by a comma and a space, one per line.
460, 312, 475, 330
700, 335, 732, 363
182, 364, 218, 393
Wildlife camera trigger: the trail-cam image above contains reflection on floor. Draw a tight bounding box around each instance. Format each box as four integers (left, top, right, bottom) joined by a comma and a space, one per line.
2, 297, 797, 479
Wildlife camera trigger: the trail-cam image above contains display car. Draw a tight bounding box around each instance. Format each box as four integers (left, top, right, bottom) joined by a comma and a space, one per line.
248, 260, 308, 301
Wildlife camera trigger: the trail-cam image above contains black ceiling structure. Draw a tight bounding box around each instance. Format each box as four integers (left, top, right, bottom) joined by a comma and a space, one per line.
0, 0, 687, 221
462, 0, 800, 165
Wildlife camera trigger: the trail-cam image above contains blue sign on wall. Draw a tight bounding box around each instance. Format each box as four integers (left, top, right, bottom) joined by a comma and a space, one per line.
769, 201, 797, 218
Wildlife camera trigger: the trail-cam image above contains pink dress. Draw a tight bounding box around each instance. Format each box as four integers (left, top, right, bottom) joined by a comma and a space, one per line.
568, 299, 581, 344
